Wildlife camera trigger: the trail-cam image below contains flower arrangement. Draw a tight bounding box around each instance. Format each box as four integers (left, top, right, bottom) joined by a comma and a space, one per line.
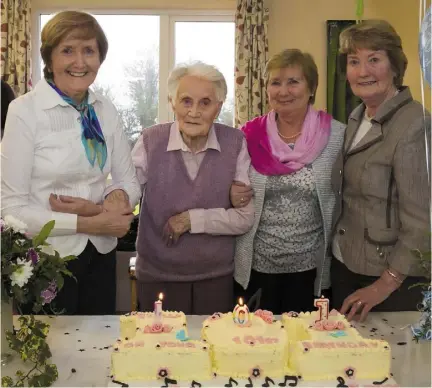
1, 215, 76, 387
410, 246, 431, 342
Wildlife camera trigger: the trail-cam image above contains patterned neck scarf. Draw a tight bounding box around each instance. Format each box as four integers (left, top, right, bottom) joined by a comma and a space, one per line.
47, 79, 107, 171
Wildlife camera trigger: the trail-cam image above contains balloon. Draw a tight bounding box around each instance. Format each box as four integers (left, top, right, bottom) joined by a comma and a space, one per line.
419, 5, 431, 86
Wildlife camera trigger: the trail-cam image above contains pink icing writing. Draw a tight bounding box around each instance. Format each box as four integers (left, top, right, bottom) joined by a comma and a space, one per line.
312, 319, 345, 331
232, 335, 279, 345
158, 341, 196, 349
303, 341, 381, 349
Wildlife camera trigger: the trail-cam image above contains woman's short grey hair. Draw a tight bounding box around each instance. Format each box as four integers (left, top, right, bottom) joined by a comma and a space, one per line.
167, 61, 227, 102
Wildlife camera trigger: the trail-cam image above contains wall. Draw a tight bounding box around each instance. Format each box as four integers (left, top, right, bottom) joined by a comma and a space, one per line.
32, 0, 430, 110
32, 0, 235, 10
266, 0, 431, 110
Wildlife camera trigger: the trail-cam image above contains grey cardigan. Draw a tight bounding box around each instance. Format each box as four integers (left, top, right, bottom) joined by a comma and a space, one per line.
234, 119, 345, 296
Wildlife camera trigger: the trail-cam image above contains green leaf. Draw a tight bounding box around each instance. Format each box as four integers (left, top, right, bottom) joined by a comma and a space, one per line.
1, 376, 14, 387
32, 221, 55, 247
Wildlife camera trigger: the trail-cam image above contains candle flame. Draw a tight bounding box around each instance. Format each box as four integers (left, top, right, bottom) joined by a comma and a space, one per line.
159, 293, 164, 301
239, 297, 243, 306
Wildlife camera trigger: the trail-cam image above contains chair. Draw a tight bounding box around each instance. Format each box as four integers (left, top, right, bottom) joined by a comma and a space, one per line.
129, 257, 138, 311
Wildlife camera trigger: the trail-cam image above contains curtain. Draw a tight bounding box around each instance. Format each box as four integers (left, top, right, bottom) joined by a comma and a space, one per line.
326, 20, 361, 124
1, 0, 32, 95
234, 0, 269, 127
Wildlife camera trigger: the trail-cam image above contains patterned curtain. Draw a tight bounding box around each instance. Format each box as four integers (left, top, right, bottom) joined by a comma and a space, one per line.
234, 0, 269, 127
1, 0, 32, 95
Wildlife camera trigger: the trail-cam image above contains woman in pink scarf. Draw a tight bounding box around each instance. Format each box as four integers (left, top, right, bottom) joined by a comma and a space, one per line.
233, 49, 345, 314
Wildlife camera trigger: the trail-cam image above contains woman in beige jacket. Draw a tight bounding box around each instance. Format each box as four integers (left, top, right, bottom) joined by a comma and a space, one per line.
331, 20, 430, 321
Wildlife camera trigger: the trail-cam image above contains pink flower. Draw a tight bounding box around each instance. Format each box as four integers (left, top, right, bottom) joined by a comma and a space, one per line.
313, 320, 324, 331
262, 315, 273, 324
144, 325, 152, 333
323, 320, 338, 331
210, 313, 222, 320
337, 321, 346, 330
151, 323, 163, 333
250, 367, 261, 379
162, 324, 173, 333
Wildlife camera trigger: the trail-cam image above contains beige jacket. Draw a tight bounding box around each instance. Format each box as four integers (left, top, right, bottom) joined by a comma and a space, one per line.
332, 87, 431, 276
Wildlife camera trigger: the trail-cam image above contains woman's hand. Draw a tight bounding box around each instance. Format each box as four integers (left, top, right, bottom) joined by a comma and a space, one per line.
78, 210, 134, 238
230, 180, 253, 208
340, 274, 401, 321
103, 189, 133, 214
49, 194, 102, 217
162, 212, 191, 246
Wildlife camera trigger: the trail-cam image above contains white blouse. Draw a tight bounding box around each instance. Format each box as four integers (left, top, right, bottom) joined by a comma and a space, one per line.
1, 79, 141, 257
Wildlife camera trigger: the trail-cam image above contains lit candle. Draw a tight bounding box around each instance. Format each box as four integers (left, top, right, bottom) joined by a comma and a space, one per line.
314, 295, 329, 321
154, 293, 163, 322
233, 297, 250, 325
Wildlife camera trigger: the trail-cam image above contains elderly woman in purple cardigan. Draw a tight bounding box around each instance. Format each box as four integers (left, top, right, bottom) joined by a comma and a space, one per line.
131, 62, 255, 314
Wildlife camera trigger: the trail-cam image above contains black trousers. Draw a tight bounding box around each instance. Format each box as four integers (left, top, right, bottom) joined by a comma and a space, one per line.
21, 242, 117, 315
235, 268, 317, 314
331, 257, 427, 312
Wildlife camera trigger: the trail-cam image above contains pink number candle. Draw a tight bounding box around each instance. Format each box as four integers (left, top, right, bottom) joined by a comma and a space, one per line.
154, 293, 163, 322
314, 295, 329, 321
233, 297, 250, 326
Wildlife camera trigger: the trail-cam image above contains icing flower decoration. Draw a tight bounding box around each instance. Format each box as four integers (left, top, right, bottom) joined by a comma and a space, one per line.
313, 320, 324, 331
157, 367, 170, 379
323, 320, 338, 331
250, 367, 261, 379
151, 323, 164, 333
144, 325, 152, 333
255, 309, 274, 323
344, 367, 356, 378
210, 313, 223, 320
286, 311, 299, 318
329, 309, 339, 316
162, 324, 173, 333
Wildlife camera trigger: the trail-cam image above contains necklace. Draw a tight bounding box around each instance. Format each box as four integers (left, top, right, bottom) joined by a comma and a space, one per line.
277, 129, 302, 140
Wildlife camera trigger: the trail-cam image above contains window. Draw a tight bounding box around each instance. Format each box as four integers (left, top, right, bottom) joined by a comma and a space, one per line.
35, 12, 235, 147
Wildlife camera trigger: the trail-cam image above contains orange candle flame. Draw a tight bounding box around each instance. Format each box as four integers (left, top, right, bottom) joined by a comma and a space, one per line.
159, 293, 164, 301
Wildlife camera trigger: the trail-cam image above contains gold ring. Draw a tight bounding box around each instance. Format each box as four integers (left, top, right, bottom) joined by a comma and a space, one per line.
356, 300, 363, 306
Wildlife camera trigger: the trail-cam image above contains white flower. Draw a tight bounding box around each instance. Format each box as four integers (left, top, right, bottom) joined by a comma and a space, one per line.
40, 244, 56, 256
10, 258, 34, 288
4, 215, 27, 234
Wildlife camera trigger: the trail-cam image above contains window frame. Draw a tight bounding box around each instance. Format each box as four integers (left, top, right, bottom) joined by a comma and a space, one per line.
32, 9, 235, 124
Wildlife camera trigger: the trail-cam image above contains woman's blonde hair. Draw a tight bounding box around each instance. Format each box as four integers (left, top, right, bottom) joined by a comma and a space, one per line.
40, 11, 108, 79
265, 49, 318, 104
339, 20, 407, 88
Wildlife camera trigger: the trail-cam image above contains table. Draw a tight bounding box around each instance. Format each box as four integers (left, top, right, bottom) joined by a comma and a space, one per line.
1, 312, 430, 387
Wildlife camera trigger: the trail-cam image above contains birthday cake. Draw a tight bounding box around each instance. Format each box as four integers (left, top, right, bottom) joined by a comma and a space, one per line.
111, 311, 212, 381
110, 296, 392, 385
201, 309, 287, 379
282, 309, 391, 381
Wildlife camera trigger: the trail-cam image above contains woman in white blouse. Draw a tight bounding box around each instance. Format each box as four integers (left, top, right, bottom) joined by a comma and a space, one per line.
1, 11, 141, 314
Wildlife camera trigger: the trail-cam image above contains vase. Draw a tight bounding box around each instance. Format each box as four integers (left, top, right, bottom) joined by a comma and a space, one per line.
1, 299, 14, 365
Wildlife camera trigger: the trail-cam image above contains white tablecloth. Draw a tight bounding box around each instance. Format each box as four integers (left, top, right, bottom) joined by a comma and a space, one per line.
2, 312, 430, 387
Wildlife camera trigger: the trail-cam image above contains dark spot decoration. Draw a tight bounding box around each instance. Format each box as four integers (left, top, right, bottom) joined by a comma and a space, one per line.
225, 377, 239, 387
93, 347, 96, 349
71, 368, 76, 373
77, 340, 81, 342
183, 323, 187, 327
75, 328, 79, 331
278, 375, 298, 387
78, 349, 85, 352
384, 346, 389, 349
99, 348, 103, 350
251, 368, 261, 378
202, 346, 208, 351
105, 325, 111, 328
372, 377, 389, 385
112, 379, 129, 387
397, 342, 407, 345
191, 381, 202, 387
158, 368, 169, 378
114, 347, 119, 352
64, 332, 70, 335
262, 376, 275, 387
281, 325, 284, 329
390, 332, 394, 335
370, 328, 378, 332
392, 357, 395, 360
382, 318, 388, 322
125, 337, 129, 340
213, 373, 217, 378
390, 373, 393, 377
161, 377, 177, 387
104, 346, 110, 349
336, 376, 348, 387
344, 368, 355, 378
245, 377, 254, 387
